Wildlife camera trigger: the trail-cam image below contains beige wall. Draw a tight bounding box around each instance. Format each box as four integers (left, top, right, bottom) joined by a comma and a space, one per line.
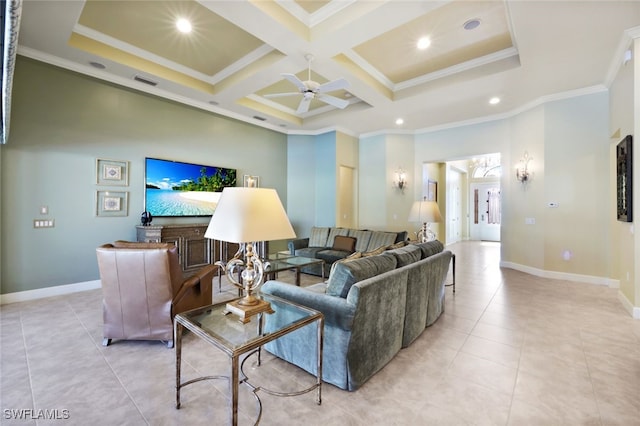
336, 132, 359, 228
609, 37, 637, 308
414, 92, 612, 282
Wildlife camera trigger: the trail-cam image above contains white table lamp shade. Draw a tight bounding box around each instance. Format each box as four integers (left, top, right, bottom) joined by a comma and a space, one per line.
204, 187, 296, 243
408, 200, 442, 223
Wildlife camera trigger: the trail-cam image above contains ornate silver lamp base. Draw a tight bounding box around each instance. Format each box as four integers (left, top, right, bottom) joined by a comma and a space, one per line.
417, 222, 436, 243
218, 242, 273, 323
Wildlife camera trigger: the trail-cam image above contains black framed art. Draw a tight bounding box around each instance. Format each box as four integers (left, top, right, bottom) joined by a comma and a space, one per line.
616, 135, 632, 222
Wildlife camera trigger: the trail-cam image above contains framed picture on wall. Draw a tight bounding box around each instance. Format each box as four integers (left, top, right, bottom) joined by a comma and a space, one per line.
243, 175, 260, 188
96, 190, 129, 217
96, 158, 129, 186
616, 135, 632, 222
427, 180, 438, 202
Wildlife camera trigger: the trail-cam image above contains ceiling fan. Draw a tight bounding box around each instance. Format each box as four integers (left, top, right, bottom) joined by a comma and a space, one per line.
265, 54, 351, 114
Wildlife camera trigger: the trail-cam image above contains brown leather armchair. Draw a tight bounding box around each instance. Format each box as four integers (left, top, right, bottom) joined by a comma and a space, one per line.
96, 241, 215, 348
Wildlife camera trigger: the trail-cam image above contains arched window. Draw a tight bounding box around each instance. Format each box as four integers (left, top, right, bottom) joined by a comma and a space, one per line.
470, 155, 501, 178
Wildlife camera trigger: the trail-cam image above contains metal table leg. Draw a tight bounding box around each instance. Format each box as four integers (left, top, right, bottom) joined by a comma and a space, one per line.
445, 253, 456, 293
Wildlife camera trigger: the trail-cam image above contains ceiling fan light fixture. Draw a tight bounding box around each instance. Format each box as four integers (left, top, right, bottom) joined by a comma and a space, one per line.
176, 18, 192, 34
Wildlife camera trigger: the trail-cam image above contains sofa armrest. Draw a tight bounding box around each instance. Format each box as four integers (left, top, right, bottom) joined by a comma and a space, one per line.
288, 238, 310, 253
261, 280, 355, 330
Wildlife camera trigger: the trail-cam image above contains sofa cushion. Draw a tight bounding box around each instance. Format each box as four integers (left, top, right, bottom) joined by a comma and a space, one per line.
347, 230, 373, 252
333, 235, 356, 253
327, 228, 349, 247
328, 251, 362, 279
326, 253, 397, 298
366, 232, 398, 252
394, 231, 408, 243
386, 244, 422, 267
317, 249, 352, 265
309, 227, 330, 247
295, 246, 329, 259
412, 240, 444, 259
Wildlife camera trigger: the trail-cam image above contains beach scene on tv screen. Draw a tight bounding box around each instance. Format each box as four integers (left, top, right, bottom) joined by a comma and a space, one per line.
145, 158, 236, 216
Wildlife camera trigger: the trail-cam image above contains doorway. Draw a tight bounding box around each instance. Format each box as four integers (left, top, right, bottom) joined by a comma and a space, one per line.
470, 182, 501, 241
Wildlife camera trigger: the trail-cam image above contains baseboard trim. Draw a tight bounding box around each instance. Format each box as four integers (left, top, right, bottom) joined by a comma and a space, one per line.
617, 291, 640, 319
500, 261, 640, 319
500, 261, 619, 287
0, 280, 101, 305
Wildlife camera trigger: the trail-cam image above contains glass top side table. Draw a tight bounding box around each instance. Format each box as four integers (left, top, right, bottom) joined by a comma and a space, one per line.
174, 293, 324, 425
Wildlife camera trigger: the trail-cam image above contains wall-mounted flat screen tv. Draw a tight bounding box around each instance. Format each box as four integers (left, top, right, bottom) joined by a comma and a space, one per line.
144, 157, 236, 217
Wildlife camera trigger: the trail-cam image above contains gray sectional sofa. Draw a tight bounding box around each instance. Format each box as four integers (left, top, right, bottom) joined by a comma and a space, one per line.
261, 240, 451, 391
288, 226, 408, 276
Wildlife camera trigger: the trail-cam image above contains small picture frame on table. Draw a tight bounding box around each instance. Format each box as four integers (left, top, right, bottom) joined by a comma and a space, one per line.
243, 175, 260, 188
96, 191, 129, 217
96, 158, 129, 186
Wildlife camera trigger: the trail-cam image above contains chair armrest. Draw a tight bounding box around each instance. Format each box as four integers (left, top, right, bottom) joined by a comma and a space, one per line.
288, 238, 310, 253
174, 264, 216, 304
261, 280, 355, 331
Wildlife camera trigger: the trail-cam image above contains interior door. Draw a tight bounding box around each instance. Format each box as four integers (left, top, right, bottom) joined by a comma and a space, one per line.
470, 182, 501, 241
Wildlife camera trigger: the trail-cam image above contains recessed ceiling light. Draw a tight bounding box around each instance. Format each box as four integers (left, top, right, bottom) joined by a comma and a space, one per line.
89, 61, 106, 69
463, 19, 481, 30
395, 118, 404, 125
489, 97, 500, 105
417, 37, 431, 50
176, 18, 192, 33
208, 100, 219, 106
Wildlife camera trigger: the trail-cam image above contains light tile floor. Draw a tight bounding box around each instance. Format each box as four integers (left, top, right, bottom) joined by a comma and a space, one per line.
1, 241, 639, 425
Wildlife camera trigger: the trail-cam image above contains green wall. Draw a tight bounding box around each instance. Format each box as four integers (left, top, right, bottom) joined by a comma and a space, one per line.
0, 57, 288, 295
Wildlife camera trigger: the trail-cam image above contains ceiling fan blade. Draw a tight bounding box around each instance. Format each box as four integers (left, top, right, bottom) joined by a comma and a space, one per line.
316, 77, 350, 93
317, 94, 349, 109
264, 92, 301, 98
282, 73, 307, 92
296, 97, 312, 114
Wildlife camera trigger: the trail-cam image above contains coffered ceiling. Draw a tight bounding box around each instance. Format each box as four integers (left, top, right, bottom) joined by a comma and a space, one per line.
16, 1, 640, 136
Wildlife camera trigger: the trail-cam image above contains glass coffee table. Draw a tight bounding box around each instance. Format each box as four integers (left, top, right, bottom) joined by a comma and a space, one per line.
265, 255, 325, 285
174, 293, 324, 425
217, 254, 324, 290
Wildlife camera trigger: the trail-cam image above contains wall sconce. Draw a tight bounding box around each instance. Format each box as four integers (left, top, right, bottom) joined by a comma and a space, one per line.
516, 152, 532, 183
394, 168, 407, 192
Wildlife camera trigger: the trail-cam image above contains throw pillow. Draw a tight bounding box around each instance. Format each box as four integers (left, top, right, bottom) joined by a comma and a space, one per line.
387, 240, 408, 250
333, 235, 357, 253
362, 246, 387, 257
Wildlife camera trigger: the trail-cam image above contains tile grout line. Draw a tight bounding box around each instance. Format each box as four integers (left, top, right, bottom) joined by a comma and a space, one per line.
67, 299, 151, 426
18, 308, 38, 426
